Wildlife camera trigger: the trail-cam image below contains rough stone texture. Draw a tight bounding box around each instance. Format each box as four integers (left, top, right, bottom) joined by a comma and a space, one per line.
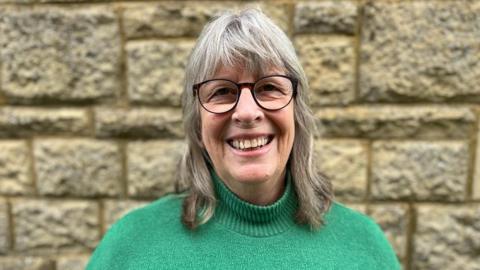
0, 7, 120, 103
95, 107, 184, 138
0, 107, 89, 137
12, 200, 99, 253
294, 1, 357, 34
368, 204, 408, 263
295, 36, 355, 106
39, 0, 105, 2
0, 199, 8, 253
127, 40, 194, 106
414, 205, 480, 270
0, 0, 34, 3
314, 105, 475, 139
360, 1, 480, 102
0, 141, 32, 195
315, 140, 367, 202
103, 200, 148, 232
34, 139, 121, 197
475, 169, 480, 200
0, 0, 478, 266
127, 140, 184, 198
475, 180, 480, 200
0, 257, 54, 270
371, 141, 469, 201
56, 256, 89, 270
122, 2, 289, 38
473, 121, 480, 200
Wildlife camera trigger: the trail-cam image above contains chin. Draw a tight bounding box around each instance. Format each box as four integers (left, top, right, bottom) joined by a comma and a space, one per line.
231, 168, 274, 184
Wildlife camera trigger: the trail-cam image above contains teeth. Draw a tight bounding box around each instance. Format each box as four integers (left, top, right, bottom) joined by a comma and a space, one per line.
230, 136, 270, 151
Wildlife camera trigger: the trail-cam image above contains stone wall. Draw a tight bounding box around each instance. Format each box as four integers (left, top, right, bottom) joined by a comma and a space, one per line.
0, 0, 479, 269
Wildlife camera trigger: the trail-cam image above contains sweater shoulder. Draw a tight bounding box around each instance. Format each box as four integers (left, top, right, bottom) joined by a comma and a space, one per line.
324, 202, 401, 269
86, 193, 185, 270
325, 201, 387, 239
116, 193, 184, 227
326, 202, 374, 227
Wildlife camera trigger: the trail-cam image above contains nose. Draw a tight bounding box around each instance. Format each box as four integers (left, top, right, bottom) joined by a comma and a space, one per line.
231, 86, 264, 125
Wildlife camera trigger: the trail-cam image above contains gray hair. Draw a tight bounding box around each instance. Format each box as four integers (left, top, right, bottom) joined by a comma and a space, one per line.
178, 8, 333, 230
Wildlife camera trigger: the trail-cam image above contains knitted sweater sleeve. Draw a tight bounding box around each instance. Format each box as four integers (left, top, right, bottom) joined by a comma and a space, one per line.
85, 217, 131, 270
359, 216, 402, 270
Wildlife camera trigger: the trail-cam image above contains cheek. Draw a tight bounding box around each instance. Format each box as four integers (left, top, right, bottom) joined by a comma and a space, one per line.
279, 108, 295, 138
200, 112, 228, 150
279, 108, 295, 154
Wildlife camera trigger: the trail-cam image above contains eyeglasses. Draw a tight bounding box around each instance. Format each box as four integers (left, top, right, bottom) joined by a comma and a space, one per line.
193, 75, 297, 114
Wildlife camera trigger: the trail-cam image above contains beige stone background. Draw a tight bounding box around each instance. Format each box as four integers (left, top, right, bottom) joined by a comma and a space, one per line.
0, 0, 479, 269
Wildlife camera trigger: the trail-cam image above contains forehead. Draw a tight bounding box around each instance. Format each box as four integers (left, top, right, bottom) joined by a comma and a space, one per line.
211, 62, 286, 81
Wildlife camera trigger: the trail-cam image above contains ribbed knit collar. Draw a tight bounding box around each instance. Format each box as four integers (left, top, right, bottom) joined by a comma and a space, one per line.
210, 168, 298, 237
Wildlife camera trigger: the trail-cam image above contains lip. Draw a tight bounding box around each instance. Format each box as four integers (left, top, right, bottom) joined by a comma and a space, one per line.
226, 136, 274, 158
225, 133, 273, 141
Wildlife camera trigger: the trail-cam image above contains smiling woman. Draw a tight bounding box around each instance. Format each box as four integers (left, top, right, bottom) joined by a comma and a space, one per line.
198, 66, 296, 206
86, 8, 401, 270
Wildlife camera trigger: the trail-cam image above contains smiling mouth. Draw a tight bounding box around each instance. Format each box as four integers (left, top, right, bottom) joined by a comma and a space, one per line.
227, 135, 274, 151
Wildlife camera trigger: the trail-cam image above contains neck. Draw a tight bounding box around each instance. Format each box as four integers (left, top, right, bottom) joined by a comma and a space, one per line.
211, 168, 298, 237
221, 170, 286, 205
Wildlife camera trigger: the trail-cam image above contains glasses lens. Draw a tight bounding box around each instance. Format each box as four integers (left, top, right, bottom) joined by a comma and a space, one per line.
198, 80, 238, 113
254, 76, 294, 110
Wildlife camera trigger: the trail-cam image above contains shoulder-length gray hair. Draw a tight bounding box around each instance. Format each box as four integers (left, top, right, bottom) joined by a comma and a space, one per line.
178, 8, 333, 230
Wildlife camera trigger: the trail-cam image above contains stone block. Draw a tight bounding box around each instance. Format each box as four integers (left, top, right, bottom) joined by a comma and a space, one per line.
294, 1, 357, 34
295, 36, 355, 106
12, 199, 99, 253
473, 121, 480, 200
0, 7, 120, 103
475, 173, 480, 200
414, 204, 480, 269
0, 257, 54, 270
0, 107, 89, 137
95, 107, 184, 138
127, 40, 194, 106
360, 1, 480, 102
56, 256, 89, 270
103, 200, 148, 232
314, 105, 475, 139
368, 204, 408, 263
371, 141, 468, 201
122, 2, 289, 38
34, 139, 121, 197
0, 141, 32, 195
127, 140, 184, 198
0, 199, 8, 253
39, 0, 104, 2
315, 140, 367, 201
0, 0, 33, 3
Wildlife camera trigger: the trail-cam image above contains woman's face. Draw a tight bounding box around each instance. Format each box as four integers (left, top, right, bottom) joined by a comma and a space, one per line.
200, 64, 295, 192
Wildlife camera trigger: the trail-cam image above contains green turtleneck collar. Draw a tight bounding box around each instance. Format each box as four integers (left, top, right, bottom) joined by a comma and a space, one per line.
209, 168, 298, 237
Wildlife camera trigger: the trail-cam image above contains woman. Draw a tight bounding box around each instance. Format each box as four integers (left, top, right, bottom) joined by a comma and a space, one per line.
87, 9, 400, 269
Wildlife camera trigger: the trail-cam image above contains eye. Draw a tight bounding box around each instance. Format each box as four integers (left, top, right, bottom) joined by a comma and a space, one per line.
211, 87, 233, 97
206, 86, 238, 103
259, 84, 279, 92
255, 83, 285, 96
